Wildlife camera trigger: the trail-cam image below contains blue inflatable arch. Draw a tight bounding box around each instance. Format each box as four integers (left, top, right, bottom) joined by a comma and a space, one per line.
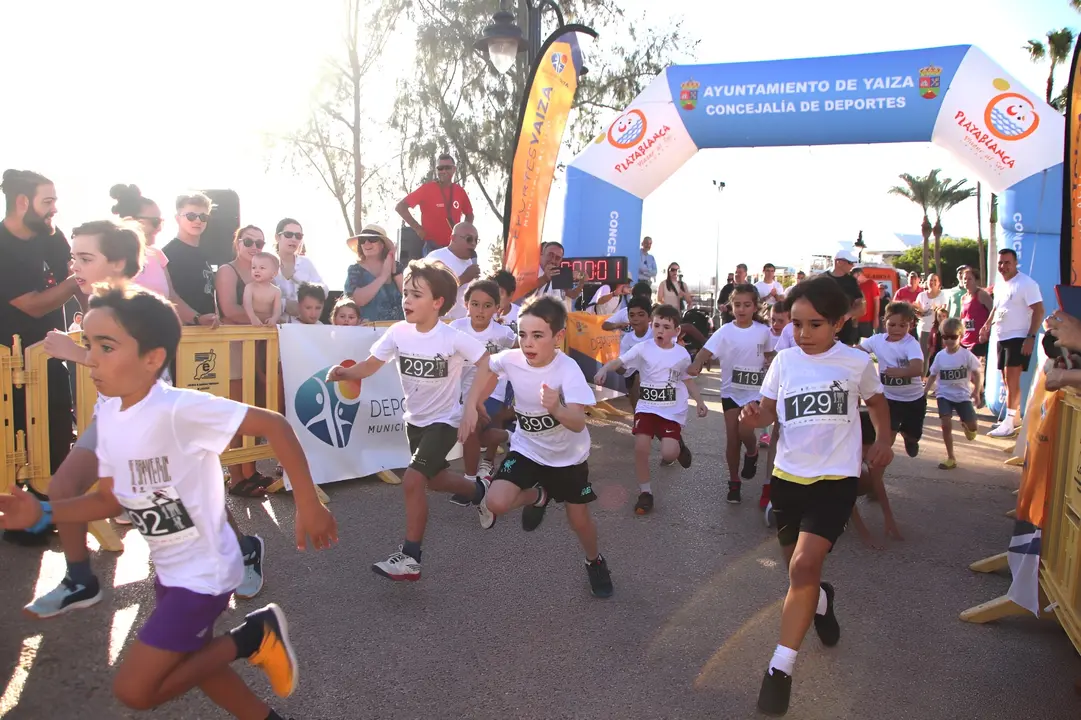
560, 45, 1064, 414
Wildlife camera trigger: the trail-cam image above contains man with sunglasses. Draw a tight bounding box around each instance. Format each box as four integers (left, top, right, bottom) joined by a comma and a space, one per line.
396, 153, 474, 257
162, 192, 218, 326
427, 222, 481, 319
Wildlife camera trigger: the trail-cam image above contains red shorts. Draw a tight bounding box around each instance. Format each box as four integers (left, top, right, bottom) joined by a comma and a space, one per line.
633, 412, 683, 441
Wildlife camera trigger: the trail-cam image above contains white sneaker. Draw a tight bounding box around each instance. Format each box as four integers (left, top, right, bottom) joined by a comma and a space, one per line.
477, 478, 496, 529
372, 548, 421, 581
478, 459, 494, 481
988, 419, 1017, 438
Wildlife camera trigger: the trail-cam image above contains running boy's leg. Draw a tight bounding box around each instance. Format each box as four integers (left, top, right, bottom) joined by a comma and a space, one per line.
723, 404, 743, 502
940, 410, 956, 465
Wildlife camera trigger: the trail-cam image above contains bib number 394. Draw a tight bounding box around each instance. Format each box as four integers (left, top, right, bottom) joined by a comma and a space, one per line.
783, 381, 850, 426
121, 488, 199, 548
640, 385, 677, 405
516, 410, 562, 435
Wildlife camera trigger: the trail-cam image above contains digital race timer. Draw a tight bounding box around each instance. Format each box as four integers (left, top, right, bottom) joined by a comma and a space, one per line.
550, 256, 628, 290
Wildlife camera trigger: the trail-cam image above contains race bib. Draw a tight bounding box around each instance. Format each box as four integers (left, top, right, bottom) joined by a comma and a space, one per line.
399, 354, 449, 381
732, 367, 765, 388
515, 409, 562, 436
963, 318, 975, 331
880, 372, 911, 387
640, 384, 677, 405
940, 367, 968, 382
120, 488, 199, 549
783, 380, 850, 427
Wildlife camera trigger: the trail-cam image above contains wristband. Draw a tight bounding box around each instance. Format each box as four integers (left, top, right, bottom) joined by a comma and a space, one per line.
28, 501, 53, 534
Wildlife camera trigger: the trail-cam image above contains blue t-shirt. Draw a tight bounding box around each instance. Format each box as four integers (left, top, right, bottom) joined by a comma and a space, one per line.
343, 262, 404, 322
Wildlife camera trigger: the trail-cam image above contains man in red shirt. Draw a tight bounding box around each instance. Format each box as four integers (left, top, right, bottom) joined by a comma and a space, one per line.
396, 153, 474, 256
853, 267, 881, 338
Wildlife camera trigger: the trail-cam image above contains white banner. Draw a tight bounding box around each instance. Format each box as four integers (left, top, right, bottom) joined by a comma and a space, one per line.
279, 324, 459, 487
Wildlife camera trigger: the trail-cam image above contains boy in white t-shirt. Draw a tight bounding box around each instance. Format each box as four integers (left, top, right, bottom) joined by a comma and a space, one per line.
616, 296, 654, 412
0, 284, 337, 719
492, 269, 521, 335
449, 279, 517, 492
328, 261, 494, 581
858, 302, 926, 458
925, 317, 982, 470
740, 275, 893, 716
596, 304, 707, 515
459, 296, 614, 598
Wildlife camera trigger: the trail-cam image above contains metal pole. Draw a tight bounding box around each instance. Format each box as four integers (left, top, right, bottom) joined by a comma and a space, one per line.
713, 180, 725, 316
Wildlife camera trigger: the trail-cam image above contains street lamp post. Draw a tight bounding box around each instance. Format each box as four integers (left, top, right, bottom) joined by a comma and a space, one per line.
473, 0, 575, 75
713, 180, 726, 315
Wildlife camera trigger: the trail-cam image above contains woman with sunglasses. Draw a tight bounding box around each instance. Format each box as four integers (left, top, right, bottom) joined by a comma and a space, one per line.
657, 262, 693, 312
110, 184, 214, 327
271, 218, 326, 322
215, 225, 275, 496
344, 223, 404, 323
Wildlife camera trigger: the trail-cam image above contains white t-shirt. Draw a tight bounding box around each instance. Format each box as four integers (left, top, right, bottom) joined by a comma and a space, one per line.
754, 280, 785, 306
273, 255, 327, 323
992, 272, 1042, 341
915, 291, 948, 334
450, 318, 517, 401
929, 347, 981, 403
426, 247, 476, 320
371, 321, 485, 427
496, 303, 520, 335
96, 384, 247, 596
620, 340, 692, 424
763, 343, 883, 482
774, 322, 796, 352
767, 327, 786, 352
620, 327, 654, 355
703, 321, 773, 407
608, 306, 629, 327
489, 350, 594, 466
859, 333, 925, 402
589, 285, 623, 315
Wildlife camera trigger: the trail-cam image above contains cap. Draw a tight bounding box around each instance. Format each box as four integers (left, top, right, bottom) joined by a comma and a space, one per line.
347, 223, 391, 255
834, 249, 857, 263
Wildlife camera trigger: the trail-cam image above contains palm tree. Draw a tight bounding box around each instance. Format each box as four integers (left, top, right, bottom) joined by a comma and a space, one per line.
1024, 28, 1076, 103
929, 177, 977, 277
976, 182, 985, 285
888, 169, 940, 276
989, 193, 999, 281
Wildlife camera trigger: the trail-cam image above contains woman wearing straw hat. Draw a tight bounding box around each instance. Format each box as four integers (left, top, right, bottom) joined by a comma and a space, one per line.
344, 223, 404, 323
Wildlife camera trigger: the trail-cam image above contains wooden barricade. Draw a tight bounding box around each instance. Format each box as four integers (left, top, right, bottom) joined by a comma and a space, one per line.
0, 342, 21, 496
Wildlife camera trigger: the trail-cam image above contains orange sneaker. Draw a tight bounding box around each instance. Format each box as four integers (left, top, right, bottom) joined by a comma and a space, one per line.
247, 604, 298, 698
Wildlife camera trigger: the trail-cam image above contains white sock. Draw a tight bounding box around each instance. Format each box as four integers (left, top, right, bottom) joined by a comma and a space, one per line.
816, 586, 828, 615
465, 474, 477, 483
639, 482, 652, 494
768, 645, 797, 676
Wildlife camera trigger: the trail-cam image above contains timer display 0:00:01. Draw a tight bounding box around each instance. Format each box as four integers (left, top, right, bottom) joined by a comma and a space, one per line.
556, 256, 627, 283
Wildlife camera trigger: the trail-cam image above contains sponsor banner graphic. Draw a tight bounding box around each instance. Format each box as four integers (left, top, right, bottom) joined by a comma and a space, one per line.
1068, 42, 1081, 285
561, 166, 643, 278
279, 324, 459, 486
564, 312, 623, 392
932, 46, 1064, 193
668, 46, 968, 149
505, 31, 582, 299
569, 71, 699, 199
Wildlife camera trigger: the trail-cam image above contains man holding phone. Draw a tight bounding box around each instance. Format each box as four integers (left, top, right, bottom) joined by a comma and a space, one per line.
979, 248, 1043, 438
530, 241, 586, 310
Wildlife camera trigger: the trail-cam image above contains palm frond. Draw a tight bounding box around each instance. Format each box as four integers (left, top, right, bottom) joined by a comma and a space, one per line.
1025, 39, 1047, 61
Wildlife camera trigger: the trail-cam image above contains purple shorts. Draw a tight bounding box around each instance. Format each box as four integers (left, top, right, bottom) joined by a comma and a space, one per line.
137, 579, 233, 653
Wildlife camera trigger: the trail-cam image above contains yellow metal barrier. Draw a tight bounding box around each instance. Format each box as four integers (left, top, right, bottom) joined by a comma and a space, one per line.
0, 342, 20, 496
1042, 390, 1081, 654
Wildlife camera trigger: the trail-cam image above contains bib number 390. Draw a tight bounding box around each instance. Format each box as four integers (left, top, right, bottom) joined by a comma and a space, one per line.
121, 488, 199, 548
516, 410, 562, 435
640, 385, 677, 405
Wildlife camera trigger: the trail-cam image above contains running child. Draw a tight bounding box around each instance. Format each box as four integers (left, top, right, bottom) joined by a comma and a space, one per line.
449, 279, 517, 495
327, 260, 494, 581
760, 299, 791, 451
614, 295, 654, 412
739, 274, 893, 716
925, 317, 982, 470
858, 301, 926, 458
850, 409, 904, 548
491, 269, 521, 334
688, 284, 773, 505
1, 283, 337, 719
595, 304, 706, 515
295, 282, 326, 325
330, 296, 361, 326
459, 296, 614, 598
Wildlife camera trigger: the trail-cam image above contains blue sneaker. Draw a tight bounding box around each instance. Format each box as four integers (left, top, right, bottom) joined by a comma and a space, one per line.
236, 535, 265, 599
24, 576, 102, 619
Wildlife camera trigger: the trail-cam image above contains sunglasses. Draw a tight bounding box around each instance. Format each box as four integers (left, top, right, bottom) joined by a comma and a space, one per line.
455, 234, 477, 244
437, 165, 454, 171
183, 212, 210, 222
241, 238, 266, 249
280, 231, 304, 240
136, 216, 163, 229
361, 236, 383, 244
941, 334, 959, 340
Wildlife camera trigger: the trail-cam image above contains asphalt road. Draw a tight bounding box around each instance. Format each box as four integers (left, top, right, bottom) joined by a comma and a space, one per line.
1, 369, 1078, 719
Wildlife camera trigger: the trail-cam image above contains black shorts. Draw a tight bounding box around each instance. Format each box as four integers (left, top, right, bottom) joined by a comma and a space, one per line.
860, 410, 875, 446
771, 475, 858, 548
997, 337, 1032, 372
887, 396, 927, 440
493, 451, 596, 505
966, 341, 988, 358
405, 422, 458, 479
721, 397, 748, 413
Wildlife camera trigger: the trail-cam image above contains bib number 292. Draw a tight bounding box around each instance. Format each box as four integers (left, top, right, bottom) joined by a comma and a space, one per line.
400, 355, 448, 379
122, 489, 199, 548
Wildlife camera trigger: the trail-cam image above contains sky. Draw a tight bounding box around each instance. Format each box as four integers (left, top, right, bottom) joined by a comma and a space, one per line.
0, 0, 1077, 289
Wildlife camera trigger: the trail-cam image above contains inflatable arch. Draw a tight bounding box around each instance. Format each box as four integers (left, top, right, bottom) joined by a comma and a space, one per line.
560, 45, 1064, 414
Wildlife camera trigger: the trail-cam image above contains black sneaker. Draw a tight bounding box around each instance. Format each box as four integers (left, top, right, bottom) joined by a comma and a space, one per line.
903, 436, 919, 458
585, 556, 614, 598
521, 488, 549, 532
727, 481, 742, 504
678, 440, 692, 468
634, 492, 654, 515
757, 668, 792, 716
813, 581, 840, 647
741, 451, 759, 479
